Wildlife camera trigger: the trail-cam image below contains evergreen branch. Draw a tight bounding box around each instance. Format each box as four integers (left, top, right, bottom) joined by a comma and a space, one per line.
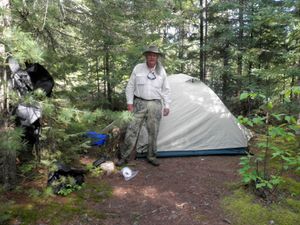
33, 0, 38, 10
44, 27, 58, 52
41, 0, 49, 31
64, 0, 91, 16
22, 0, 27, 8
58, 0, 65, 20
51, 27, 81, 40
64, 17, 86, 27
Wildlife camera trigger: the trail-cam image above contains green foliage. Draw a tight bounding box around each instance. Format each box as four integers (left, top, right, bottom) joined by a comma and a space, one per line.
280, 177, 300, 197
5, 0, 298, 113
239, 154, 284, 191
222, 190, 300, 225
1, 1, 299, 224
0, 201, 13, 225
18, 162, 36, 175
239, 92, 265, 101
286, 198, 300, 213
31, 93, 131, 164
26, 188, 42, 200
0, 128, 24, 153
2, 26, 43, 63
238, 87, 300, 196
283, 86, 300, 102
50, 176, 83, 196
239, 155, 256, 184
85, 163, 102, 177
238, 117, 299, 192
255, 175, 283, 190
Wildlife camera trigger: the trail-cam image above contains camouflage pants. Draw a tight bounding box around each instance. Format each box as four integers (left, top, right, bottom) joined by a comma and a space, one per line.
120, 98, 162, 161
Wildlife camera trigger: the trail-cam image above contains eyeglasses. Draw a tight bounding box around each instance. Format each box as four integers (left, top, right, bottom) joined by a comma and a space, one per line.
147, 71, 156, 80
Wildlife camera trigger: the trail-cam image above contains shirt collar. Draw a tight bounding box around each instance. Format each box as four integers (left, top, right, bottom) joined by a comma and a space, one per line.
148, 64, 156, 73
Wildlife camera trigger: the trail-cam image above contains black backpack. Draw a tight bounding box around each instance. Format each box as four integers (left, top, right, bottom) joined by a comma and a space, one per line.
8, 57, 54, 154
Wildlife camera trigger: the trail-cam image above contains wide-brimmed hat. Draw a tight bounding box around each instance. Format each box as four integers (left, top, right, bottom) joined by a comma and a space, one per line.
142, 45, 163, 56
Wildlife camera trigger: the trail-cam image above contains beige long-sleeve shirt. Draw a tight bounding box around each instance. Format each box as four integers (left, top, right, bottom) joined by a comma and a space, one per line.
126, 62, 171, 108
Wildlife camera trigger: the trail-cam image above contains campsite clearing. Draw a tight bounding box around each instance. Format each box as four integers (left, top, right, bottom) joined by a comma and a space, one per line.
89, 156, 240, 225
1, 155, 241, 225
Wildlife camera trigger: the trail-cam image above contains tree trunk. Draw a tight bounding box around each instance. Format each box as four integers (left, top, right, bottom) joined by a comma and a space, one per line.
0, 55, 6, 112
237, 0, 244, 77
222, 43, 230, 101
96, 56, 100, 98
199, 0, 204, 81
105, 46, 112, 105
221, 13, 231, 101
296, 76, 300, 145
178, 0, 185, 73
0, 0, 16, 190
0, 148, 17, 190
204, 0, 208, 82
0, 0, 10, 113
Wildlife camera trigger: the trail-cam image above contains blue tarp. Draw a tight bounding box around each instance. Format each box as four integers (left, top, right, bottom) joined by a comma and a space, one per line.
85, 131, 108, 146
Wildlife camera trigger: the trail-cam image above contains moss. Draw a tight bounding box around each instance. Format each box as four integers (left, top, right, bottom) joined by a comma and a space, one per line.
286, 199, 300, 213
193, 213, 208, 222
1, 179, 113, 225
11, 204, 41, 225
280, 177, 300, 197
41, 202, 83, 225
222, 189, 300, 225
271, 207, 300, 225
0, 201, 14, 224
76, 180, 113, 202
7, 194, 103, 225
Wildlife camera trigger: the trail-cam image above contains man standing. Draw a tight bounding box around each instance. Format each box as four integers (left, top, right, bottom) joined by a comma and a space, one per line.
117, 45, 171, 166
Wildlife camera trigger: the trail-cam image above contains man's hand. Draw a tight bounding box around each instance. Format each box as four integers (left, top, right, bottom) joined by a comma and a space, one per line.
163, 108, 170, 116
127, 104, 134, 112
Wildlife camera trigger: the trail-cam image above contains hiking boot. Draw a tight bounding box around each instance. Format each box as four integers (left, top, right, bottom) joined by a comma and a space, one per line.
148, 158, 160, 166
115, 158, 127, 167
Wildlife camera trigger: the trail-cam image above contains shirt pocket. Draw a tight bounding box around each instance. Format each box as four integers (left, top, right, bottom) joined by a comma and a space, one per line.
136, 75, 146, 85
152, 76, 163, 88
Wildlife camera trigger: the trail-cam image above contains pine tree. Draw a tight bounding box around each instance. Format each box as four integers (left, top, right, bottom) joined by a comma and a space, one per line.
0, 0, 17, 190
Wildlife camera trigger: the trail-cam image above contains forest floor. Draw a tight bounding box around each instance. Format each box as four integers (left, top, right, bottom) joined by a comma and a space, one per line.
81, 155, 240, 225
2, 154, 242, 225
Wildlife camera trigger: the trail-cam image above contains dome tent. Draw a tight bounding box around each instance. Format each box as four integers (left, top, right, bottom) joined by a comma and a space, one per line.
137, 74, 250, 157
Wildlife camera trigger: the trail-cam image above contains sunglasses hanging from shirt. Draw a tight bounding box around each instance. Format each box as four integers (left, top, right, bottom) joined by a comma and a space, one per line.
147, 71, 156, 80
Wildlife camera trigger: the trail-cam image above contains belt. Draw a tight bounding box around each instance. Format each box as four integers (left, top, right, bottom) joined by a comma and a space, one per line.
134, 95, 160, 101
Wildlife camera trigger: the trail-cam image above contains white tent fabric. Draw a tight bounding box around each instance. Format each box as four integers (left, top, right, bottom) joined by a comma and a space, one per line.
137, 74, 250, 157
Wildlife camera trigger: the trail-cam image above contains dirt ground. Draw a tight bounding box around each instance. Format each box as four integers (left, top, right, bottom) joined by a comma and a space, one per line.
97, 156, 241, 225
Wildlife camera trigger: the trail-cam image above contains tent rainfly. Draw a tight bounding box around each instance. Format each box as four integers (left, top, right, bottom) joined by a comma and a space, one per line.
137, 74, 251, 157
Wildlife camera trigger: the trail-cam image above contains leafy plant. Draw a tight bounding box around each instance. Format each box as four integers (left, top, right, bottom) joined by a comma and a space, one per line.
238, 90, 300, 198
50, 176, 83, 196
